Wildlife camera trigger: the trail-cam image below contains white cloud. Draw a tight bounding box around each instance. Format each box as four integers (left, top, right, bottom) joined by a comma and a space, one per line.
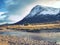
0, 12, 7, 20
33, 0, 60, 8
0, 12, 5, 15
8, 15, 22, 23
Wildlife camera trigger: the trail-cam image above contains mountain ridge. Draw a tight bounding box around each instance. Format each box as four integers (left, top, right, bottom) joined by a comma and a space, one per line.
15, 5, 60, 24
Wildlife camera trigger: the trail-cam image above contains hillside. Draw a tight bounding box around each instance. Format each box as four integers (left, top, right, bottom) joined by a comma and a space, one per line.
15, 5, 60, 24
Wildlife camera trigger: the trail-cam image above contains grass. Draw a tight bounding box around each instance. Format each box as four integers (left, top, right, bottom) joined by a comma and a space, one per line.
0, 23, 60, 31
7, 24, 60, 29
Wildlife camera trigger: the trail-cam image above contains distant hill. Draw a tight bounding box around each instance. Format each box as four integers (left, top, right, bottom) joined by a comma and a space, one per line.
15, 5, 60, 24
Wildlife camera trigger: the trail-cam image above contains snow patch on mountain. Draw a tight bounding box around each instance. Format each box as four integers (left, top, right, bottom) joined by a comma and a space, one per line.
26, 5, 60, 18
40, 7, 60, 15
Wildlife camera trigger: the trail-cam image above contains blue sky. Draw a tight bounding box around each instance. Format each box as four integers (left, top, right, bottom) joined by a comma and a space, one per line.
0, 0, 60, 25
0, 0, 37, 25
0, 0, 6, 11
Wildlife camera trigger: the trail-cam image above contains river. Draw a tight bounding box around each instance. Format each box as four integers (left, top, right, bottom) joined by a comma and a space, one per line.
0, 29, 60, 44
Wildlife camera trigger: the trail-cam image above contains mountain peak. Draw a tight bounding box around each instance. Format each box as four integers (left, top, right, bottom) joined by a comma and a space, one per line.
26, 5, 44, 18
34, 5, 42, 8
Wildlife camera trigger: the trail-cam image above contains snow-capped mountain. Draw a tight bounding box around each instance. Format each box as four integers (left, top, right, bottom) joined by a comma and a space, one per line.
15, 5, 60, 24
26, 5, 60, 18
